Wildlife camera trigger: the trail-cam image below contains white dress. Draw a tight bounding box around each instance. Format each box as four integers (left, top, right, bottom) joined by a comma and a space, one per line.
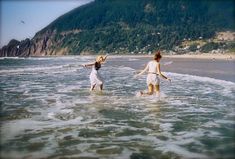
146, 61, 160, 85
89, 63, 103, 86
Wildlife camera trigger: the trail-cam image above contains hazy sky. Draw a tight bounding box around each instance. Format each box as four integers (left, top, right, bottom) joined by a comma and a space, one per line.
0, 0, 94, 47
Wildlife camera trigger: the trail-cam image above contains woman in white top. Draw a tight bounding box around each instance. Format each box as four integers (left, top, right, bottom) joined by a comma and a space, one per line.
135, 51, 171, 96
82, 55, 108, 91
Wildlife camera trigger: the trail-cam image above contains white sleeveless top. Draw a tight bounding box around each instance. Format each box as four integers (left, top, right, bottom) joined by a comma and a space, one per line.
147, 61, 158, 74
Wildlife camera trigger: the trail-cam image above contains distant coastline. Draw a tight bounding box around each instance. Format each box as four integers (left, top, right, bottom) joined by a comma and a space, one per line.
165, 53, 235, 60
1, 52, 234, 61
111, 52, 235, 59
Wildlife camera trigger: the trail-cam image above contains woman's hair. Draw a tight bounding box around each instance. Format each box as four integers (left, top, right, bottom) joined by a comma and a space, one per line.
154, 51, 162, 60
96, 55, 104, 62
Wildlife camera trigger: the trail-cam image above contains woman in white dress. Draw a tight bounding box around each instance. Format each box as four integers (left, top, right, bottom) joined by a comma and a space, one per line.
135, 51, 171, 96
82, 55, 108, 91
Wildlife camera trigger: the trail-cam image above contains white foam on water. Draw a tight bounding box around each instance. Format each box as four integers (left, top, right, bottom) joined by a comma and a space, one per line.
0, 150, 51, 159
170, 129, 222, 148
167, 99, 189, 106
24, 55, 92, 61
60, 108, 74, 114
159, 144, 209, 159
176, 131, 202, 139
167, 72, 235, 97
56, 85, 81, 93
0, 65, 64, 74
163, 61, 173, 66
215, 119, 235, 124
168, 72, 235, 85
47, 111, 84, 123
47, 112, 56, 119
0, 57, 26, 60
159, 118, 181, 122
1, 112, 99, 143
159, 123, 174, 131
174, 138, 199, 146
70, 152, 101, 159
0, 63, 85, 75
181, 107, 214, 113
134, 91, 168, 103
117, 66, 135, 71
112, 147, 133, 159
127, 58, 139, 61
172, 131, 205, 146
1, 119, 47, 143
226, 111, 235, 118
115, 134, 161, 143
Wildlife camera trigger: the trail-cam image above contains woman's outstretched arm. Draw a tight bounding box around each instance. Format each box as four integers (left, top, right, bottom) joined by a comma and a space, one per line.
103, 55, 108, 61
81, 62, 95, 68
135, 63, 149, 77
157, 63, 171, 81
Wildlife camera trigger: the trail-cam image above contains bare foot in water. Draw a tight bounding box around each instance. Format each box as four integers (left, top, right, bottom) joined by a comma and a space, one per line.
136, 91, 144, 97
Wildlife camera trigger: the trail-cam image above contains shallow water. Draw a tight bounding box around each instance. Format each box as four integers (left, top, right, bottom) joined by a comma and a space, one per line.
0, 56, 235, 159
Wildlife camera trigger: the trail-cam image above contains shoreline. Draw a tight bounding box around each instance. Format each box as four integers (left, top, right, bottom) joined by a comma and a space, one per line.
164, 53, 235, 60
107, 54, 235, 83
1, 53, 235, 61
1, 53, 234, 83
111, 53, 235, 61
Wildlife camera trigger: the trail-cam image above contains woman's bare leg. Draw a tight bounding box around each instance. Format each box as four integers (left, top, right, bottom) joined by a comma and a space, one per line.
147, 84, 154, 95
90, 84, 96, 91
99, 84, 103, 91
155, 84, 160, 96
138, 84, 154, 96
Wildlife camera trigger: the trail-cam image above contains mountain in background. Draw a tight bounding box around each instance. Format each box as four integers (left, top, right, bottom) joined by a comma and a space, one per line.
1, 0, 234, 56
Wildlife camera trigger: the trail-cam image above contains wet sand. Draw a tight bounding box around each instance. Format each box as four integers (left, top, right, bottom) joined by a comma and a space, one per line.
108, 55, 235, 83
163, 57, 235, 83
165, 53, 235, 60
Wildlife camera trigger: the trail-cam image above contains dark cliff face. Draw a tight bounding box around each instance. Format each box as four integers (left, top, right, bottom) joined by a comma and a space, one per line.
0, 39, 21, 57
0, 36, 44, 57
1, 0, 234, 57
0, 30, 63, 57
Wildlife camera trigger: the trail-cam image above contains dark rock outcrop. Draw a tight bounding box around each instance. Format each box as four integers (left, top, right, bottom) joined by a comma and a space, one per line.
0, 30, 65, 57
0, 39, 20, 57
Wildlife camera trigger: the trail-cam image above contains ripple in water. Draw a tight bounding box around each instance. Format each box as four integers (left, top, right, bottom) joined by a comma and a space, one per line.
0, 57, 234, 159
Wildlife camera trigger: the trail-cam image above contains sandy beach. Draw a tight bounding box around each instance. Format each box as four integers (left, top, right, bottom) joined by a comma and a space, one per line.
109, 53, 235, 60
165, 53, 235, 60
163, 57, 235, 83
108, 53, 235, 83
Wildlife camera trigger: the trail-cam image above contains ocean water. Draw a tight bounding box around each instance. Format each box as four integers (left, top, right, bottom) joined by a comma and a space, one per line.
0, 56, 234, 159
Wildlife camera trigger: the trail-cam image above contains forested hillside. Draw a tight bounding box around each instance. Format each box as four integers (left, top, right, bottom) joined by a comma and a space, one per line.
1, 0, 234, 56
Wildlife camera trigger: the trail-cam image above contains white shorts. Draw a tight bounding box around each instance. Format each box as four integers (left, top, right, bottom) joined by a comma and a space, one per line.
146, 74, 160, 85
89, 71, 103, 86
